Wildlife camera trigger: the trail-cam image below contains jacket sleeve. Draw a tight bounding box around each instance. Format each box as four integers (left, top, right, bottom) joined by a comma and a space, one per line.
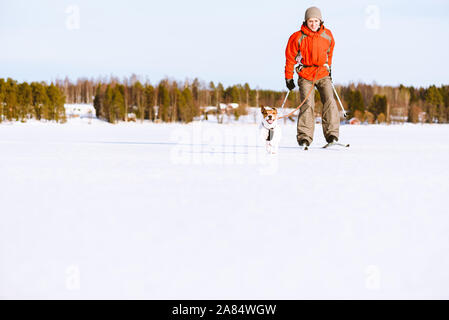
327, 30, 335, 67
285, 33, 299, 80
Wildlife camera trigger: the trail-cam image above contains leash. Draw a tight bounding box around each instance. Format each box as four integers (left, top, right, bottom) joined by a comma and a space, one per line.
278, 66, 321, 120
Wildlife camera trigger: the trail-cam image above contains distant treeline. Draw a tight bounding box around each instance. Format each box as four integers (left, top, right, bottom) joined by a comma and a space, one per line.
337, 83, 449, 124
1, 75, 448, 124
0, 78, 66, 123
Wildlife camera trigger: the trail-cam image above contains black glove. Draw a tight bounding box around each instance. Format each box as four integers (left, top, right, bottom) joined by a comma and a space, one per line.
286, 79, 295, 91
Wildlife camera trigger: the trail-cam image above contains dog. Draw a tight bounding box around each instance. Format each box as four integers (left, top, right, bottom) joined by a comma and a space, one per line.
260, 106, 282, 154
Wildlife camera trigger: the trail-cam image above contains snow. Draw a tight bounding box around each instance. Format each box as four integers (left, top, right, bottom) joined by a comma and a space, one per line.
1, 118, 449, 299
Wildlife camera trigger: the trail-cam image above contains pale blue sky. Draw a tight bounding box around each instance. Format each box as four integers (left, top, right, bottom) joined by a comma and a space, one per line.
1, 0, 448, 89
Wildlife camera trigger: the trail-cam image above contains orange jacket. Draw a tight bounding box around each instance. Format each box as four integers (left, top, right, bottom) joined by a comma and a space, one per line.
285, 24, 335, 81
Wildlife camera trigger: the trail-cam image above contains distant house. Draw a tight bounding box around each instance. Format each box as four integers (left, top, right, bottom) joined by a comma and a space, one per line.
418, 112, 426, 123
127, 113, 137, 122
64, 104, 96, 119
215, 103, 239, 114
199, 103, 240, 121
390, 108, 408, 123
201, 106, 218, 113
349, 117, 361, 125
201, 103, 240, 124
390, 115, 408, 123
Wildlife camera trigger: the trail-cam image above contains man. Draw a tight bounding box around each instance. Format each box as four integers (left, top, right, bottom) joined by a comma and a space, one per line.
285, 6, 340, 148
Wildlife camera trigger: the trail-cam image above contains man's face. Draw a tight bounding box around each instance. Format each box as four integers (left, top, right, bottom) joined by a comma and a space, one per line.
307, 18, 321, 32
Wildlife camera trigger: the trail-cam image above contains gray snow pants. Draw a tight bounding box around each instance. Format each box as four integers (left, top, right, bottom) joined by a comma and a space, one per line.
296, 76, 340, 144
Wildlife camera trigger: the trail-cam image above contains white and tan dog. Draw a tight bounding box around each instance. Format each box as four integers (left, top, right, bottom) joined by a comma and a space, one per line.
260, 106, 282, 154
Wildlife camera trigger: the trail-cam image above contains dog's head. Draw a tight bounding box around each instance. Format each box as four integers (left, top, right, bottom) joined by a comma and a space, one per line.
261, 106, 278, 127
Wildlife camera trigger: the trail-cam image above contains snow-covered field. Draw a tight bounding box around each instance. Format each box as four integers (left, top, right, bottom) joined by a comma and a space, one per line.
1, 118, 449, 299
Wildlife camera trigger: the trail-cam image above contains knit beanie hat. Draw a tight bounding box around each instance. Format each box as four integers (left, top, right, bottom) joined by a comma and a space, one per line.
304, 6, 322, 21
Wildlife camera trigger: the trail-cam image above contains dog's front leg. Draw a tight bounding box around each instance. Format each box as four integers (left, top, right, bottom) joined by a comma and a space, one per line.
267, 142, 278, 154
265, 142, 272, 154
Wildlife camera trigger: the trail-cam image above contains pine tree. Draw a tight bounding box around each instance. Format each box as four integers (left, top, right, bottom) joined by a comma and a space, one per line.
243, 83, 250, 106
175, 87, 187, 122
425, 86, 443, 123
113, 85, 125, 122
157, 83, 170, 122
5, 78, 18, 121
31, 82, 49, 120
0, 79, 6, 123
217, 83, 224, 104
345, 89, 364, 119
132, 81, 144, 122
18, 83, 33, 121
104, 85, 114, 123
144, 84, 155, 120
182, 86, 194, 123
46, 83, 66, 122
209, 81, 216, 106
192, 78, 200, 103
426, 85, 443, 106
93, 84, 104, 120
369, 94, 387, 117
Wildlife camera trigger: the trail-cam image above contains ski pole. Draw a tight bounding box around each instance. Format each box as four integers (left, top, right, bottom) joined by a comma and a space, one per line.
330, 81, 348, 118
279, 90, 290, 116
